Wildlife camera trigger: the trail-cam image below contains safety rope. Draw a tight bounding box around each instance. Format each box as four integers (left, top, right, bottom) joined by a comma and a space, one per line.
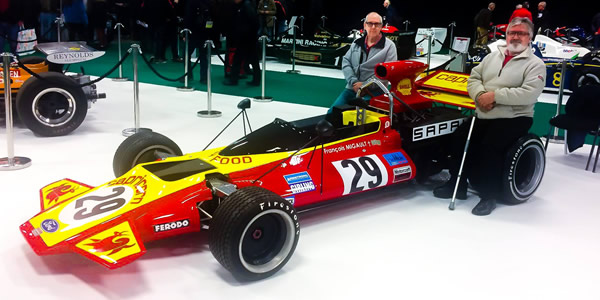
139, 51, 201, 82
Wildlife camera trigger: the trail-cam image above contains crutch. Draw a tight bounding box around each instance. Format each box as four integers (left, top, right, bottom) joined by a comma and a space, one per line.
449, 116, 476, 210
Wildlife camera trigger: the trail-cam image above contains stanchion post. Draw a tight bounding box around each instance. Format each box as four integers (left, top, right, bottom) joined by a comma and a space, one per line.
299, 15, 304, 36
403, 20, 410, 31
112, 23, 128, 82
321, 16, 327, 28
426, 30, 433, 76
177, 28, 194, 92
122, 45, 152, 137
286, 25, 301, 74
1, 53, 31, 171
198, 40, 222, 118
254, 36, 273, 102
548, 59, 568, 145
448, 21, 456, 45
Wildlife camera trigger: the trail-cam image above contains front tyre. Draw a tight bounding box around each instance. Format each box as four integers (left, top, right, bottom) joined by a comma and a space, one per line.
209, 186, 300, 281
113, 131, 182, 177
502, 134, 546, 204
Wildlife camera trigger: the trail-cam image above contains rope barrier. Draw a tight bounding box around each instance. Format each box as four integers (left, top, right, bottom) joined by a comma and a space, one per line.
139, 51, 201, 82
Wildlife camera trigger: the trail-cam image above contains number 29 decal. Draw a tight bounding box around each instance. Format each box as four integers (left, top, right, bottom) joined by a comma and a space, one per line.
58, 185, 134, 232
332, 155, 388, 195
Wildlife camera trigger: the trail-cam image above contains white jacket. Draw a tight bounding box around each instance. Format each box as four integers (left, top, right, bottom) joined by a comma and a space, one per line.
467, 44, 546, 119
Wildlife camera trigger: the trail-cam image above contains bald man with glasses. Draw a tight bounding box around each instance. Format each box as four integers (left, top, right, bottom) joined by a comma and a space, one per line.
328, 12, 397, 112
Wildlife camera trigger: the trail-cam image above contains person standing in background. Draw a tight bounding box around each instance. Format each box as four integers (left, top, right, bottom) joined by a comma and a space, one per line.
63, 0, 88, 42
0, 0, 24, 54
474, 2, 495, 46
257, 0, 276, 41
533, 1, 550, 36
223, 0, 260, 86
382, 0, 402, 28
592, 12, 600, 49
509, 2, 532, 22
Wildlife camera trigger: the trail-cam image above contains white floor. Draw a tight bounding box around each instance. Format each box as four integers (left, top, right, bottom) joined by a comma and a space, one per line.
1, 73, 599, 300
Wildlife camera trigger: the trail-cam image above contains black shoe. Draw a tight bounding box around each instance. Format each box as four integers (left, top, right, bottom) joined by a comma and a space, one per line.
246, 80, 260, 86
154, 58, 167, 64
472, 198, 496, 216
433, 180, 467, 200
172, 57, 184, 63
223, 79, 238, 86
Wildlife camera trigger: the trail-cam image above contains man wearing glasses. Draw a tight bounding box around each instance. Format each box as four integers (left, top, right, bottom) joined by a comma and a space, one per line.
328, 12, 397, 112
433, 17, 545, 216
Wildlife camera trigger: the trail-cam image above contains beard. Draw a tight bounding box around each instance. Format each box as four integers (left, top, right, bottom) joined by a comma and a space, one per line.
507, 40, 528, 54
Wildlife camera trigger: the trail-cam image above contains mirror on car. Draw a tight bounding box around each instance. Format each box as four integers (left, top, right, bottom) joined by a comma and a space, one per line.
316, 119, 334, 137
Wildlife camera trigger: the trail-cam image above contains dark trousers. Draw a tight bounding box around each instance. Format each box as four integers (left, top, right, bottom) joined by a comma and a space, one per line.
188, 38, 208, 81
0, 22, 19, 54
229, 40, 260, 83
449, 117, 533, 200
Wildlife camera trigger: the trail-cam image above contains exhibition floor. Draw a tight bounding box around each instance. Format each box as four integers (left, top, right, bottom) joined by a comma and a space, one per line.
1, 69, 599, 299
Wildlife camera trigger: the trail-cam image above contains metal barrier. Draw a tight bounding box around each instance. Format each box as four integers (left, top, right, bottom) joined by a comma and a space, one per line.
198, 40, 221, 118
254, 36, 273, 102
286, 25, 301, 74
122, 44, 152, 136
112, 23, 128, 82
1, 53, 31, 171
177, 29, 194, 92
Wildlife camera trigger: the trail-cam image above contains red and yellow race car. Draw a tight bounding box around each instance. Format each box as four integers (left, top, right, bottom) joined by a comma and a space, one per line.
19, 61, 546, 281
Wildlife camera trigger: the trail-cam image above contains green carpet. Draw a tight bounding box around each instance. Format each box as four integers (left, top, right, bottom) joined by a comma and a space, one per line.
33, 42, 588, 142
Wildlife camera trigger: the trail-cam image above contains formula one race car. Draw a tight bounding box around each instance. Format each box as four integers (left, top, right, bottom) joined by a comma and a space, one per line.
1, 42, 105, 136
468, 36, 600, 92
270, 24, 416, 68
19, 60, 546, 281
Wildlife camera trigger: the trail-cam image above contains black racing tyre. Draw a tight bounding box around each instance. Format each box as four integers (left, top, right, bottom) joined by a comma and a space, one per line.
209, 186, 300, 281
570, 67, 600, 89
16, 72, 87, 137
113, 131, 183, 177
502, 134, 546, 204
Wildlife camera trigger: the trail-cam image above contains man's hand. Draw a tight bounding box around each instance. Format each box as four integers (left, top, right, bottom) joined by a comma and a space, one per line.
477, 91, 495, 112
352, 82, 363, 93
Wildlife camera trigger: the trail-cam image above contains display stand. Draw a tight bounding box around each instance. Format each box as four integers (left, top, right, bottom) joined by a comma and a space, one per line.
177, 29, 194, 92
112, 23, 128, 82
254, 36, 273, 102
1, 53, 31, 171
448, 22, 456, 45
122, 45, 152, 137
403, 20, 411, 31
198, 40, 221, 118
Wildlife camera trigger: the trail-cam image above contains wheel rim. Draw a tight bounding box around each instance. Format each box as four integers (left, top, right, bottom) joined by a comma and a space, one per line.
239, 209, 295, 274
577, 73, 600, 87
31, 87, 77, 127
512, 143, 545, 199
131, 145, 178, 169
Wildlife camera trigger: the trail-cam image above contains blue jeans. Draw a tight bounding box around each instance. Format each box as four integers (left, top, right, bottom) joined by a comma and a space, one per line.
0, 22, 19, 54
329, 89, 357, 113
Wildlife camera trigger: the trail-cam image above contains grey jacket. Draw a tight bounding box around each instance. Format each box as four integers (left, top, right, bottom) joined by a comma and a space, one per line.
467, 44, 546, 119
342, 34, 398, 89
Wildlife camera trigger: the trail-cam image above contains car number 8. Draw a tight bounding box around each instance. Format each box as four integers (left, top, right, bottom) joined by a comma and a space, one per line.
332, 155, 388, 195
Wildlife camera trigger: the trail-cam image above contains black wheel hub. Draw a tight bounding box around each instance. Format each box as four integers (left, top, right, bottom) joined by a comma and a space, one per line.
242, 214, 286, 266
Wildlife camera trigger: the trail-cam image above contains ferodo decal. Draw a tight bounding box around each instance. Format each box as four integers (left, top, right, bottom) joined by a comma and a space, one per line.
413, 118, 466, 141
393, 166, 412, 183
284, 172, 316, 194
332, 155, 388, 195
154, 219, 190, 233
58, 185, 134, 232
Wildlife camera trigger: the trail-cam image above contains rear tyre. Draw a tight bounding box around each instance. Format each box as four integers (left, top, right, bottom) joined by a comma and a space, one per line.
209, 186, 299, 281
571, 67, 600, 89
502, 134, 546, 204
16, 72, 87, 136
113, 131, 182, 177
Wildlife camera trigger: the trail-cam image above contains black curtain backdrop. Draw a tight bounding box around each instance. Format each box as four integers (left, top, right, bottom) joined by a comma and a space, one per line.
292, 0, 597, 42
